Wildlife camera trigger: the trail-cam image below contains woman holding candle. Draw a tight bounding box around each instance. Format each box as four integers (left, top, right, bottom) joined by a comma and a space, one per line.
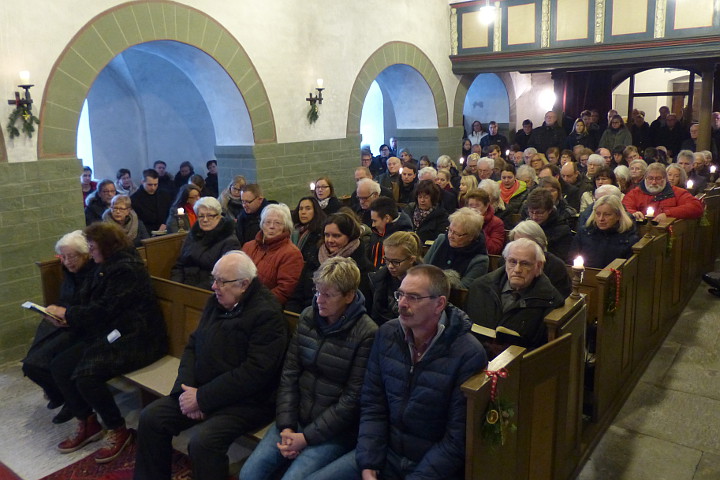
569, 195, 638, 269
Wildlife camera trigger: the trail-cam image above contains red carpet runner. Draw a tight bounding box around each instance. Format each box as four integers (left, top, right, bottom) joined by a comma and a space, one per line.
0, 461, 23, 480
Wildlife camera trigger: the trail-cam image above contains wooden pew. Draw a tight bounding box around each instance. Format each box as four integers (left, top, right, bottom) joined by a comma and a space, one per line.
141, 232, 187, 279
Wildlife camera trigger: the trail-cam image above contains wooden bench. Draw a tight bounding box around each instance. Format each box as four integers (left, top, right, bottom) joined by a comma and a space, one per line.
141, 232, 187, 279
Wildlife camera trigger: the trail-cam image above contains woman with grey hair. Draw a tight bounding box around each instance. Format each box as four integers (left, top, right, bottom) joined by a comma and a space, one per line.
614, 165, 631, 193
170, 196, 241, 289
22, 230, 97, 425
508, 220, 571, 298
424, 207, 488, 288
666, 163, 688, 189
240, 257, 377, 479
102, 194, 150, 246
242, 203, 304, 305
628, 159, 648, 191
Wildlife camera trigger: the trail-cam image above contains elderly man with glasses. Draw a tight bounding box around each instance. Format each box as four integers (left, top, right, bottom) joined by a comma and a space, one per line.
466, 238, 565, 357
134, 251, 289, 480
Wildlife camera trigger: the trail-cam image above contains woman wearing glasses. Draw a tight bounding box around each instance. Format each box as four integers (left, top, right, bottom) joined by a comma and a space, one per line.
101, 194, 150, 247
368, 231, 422, 325
313, 176, 341, 215
84, 179, 117, 225
171, 197, 240, 289
165, 184, 202, 233
218, 174, 247, 220
240, 257, 377, 480
242, 204, 304, 305
423, 207, 488, 288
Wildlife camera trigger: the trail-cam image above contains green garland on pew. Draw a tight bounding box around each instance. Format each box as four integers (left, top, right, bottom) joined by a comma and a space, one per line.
481, 397, 516, 447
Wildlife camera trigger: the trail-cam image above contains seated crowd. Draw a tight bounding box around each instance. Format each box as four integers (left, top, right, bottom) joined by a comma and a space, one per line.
31, 116, 714, 478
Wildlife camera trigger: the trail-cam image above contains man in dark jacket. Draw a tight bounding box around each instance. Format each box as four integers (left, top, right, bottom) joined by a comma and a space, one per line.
467, 238, 565, 357
134, 251, 289, 480
205, 160, 219, 198
153, 161, 176, 198
528, 111, 567, 154
236, 183, 270, 246
131, 169, 173, 232
356, 265, 487, 479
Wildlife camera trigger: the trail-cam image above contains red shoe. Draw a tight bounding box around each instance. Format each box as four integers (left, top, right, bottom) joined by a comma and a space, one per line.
93, 426, 133, 464
57, 414, 104, 453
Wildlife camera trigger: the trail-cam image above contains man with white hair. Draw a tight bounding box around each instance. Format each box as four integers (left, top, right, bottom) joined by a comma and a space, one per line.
523, 147, 538, 165
134, 251, 289, 480
622, 162, 704, 222
466, 238, 565, 357
355, 178, 382, 227
476, 157, 495, 181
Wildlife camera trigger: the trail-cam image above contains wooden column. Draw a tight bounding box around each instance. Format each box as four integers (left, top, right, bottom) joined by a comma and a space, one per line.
697, 63, 716, 151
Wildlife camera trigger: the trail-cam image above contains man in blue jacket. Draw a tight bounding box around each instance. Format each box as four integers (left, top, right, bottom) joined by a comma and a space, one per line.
358, 265, 487, 479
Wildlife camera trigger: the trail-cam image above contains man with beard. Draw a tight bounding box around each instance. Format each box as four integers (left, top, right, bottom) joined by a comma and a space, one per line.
622, 162, 703, 223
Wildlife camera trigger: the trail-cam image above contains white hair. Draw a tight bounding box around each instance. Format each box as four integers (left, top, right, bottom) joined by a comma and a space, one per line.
478, 157, 494, 169
587, 154, 605, 166
261, 203, 293, 232
516, 165, 538, 184
436, 155, 455, 170
194, 196, 223, 215
503, 237, 545, 264
508, 220, 547, 251
613, 165, 630, 183
220, 250, 257, 280
357, 178, 381, 195
524, 148, 537, 156
594, 184, 622, 200
55, 230, 89, 255
418, 167, 438, 180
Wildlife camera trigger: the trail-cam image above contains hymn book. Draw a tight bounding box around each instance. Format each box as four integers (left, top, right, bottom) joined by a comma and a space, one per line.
21, 301, 65, 323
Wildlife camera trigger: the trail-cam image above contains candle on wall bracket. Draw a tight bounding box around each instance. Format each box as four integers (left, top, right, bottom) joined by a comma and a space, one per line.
6, 70, 39, 139
306, 78, 325, 124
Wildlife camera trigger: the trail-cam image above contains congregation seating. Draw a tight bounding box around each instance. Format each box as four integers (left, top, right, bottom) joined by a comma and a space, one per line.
32, 185, 720, 479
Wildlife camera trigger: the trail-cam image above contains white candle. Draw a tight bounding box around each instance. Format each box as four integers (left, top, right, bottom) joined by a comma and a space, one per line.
711, 165, 717, 174
177, 208, 184, 215
646, 206, 655, 217
19, 71, 30, 83
687, 179, 694, 189
310, 182, 315, 190
399, 167, 404, 175
459, 157, 465, 165
573, 256, 584, 268
505, 150, 510, 157
316, 78, 324, 89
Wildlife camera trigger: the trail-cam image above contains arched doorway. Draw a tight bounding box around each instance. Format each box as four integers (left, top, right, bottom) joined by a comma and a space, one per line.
461, 73, 511, 141
78, 40, 253, 182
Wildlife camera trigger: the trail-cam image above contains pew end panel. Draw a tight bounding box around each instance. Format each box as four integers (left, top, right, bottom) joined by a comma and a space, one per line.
34, 258, 63, 306
142, 232, 187, 279
449, 287, 468, 310
463, 346, 525, 480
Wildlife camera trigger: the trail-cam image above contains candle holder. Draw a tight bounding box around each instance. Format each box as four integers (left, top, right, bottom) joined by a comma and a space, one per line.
571, 257, 584, 299
175, 208, 188, 233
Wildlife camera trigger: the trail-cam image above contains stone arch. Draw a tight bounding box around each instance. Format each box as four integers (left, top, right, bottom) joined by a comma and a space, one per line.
38, 0, 276, 159
346, 42, 449, 136
453, 72, 517, 132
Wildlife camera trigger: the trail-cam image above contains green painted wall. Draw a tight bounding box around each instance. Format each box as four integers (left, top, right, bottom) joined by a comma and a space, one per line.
0, 158, 85, 364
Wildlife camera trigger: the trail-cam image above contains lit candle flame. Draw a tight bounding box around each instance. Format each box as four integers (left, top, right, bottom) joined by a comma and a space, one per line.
177, 208, 184, 215
687, 179, 694, 189
505, 150, 510, 157
711, 165, 717, 174
459, 157, 465, 165
399, 167, 404, 175
310, 182, 315, 190
646, 206, 655, 217
573, 256, 584, 268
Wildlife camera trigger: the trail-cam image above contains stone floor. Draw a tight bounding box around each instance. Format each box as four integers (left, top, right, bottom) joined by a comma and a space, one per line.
578, 284, 720, 480
1, 282, 718, 479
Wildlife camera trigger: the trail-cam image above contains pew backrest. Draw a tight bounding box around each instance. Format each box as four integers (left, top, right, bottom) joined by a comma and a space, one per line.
142, 232, 187, 279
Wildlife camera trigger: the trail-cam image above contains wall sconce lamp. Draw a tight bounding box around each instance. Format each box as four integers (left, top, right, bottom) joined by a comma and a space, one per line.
478, 0, 497, 25
306, 79, 324, 124
6, 70, 39, 139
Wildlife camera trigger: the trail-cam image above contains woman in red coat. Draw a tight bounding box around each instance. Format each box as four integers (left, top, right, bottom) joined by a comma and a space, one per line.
242, 203, 304, 305
465, 188, 506, 255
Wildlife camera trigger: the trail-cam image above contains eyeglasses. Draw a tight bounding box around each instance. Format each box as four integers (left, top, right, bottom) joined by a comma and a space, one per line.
506, 259, 534, 270
241, 197, 258, 205
357, 193, 377, 201
111, 206, 129, 211
212, 277, 240, 287
57, 253, 82, 261
447, 229, 468, 238
313, 288, 343, 299
230, 186, 243, 192
393, 290, 438, 303
198, 214, 219, 221
528, 210, 549, 217
315, 185, 330, 190
383, 256, 410, 267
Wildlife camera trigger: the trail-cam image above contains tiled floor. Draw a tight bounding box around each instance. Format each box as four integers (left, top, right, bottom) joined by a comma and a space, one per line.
578, 285, 720, 480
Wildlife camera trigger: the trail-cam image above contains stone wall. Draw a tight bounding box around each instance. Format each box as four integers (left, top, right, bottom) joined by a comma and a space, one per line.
0, 158, 84, 364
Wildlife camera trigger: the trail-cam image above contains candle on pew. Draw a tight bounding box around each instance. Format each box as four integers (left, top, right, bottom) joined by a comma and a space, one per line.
570, 256, 584, 298
459, 157, 465, 165
646, 206, 654, 217
711, 165, 717, 174
687, 179, 694, 190
177, 208, 184, 215
309, 182, 315, 191
573, 256, 584, 269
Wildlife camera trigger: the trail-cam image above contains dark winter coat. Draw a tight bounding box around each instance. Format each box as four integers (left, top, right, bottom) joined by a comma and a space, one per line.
235, 199, 270, 246
276, 293, 377, 445
569, 224, 639, 269
319, 196, 342, 215
467, 267, 565, 351
84, 196, 109, 225
172, 278, 288, 415
403, 204, 450, 244
171, 218, 241, 290
368, 264, 420, 326
540, 209, 574, 262
130, 188, 173, 232
528, 123, 567, 153
356, 306, 487, 479
424, 234, 489, 288
368, 212, 413, 269
64, 248, 167, 379
23, 260, 97, 370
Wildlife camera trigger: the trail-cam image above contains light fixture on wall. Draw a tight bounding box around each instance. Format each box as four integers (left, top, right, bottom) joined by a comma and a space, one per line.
306, 79, 325, 124
6, 70, 39, 139
479, 0, 497, 25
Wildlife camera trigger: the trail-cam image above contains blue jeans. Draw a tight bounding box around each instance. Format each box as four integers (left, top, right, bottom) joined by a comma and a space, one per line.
239, 423, 354, 480
307, 449, 361, 480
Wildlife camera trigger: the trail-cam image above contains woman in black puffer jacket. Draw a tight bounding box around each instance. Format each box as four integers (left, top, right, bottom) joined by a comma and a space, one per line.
240, 257, 378, 479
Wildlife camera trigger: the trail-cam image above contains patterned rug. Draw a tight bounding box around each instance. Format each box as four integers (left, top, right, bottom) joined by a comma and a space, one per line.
38, 435, 192, 480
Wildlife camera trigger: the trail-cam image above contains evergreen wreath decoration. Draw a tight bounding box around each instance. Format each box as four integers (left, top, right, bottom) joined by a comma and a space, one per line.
307, 103, 319, 124
7, 106, 39, 139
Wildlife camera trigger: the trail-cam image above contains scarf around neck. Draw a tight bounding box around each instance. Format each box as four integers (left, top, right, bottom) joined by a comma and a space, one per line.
318, 238, 361, 264
102, 209, 140, 241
